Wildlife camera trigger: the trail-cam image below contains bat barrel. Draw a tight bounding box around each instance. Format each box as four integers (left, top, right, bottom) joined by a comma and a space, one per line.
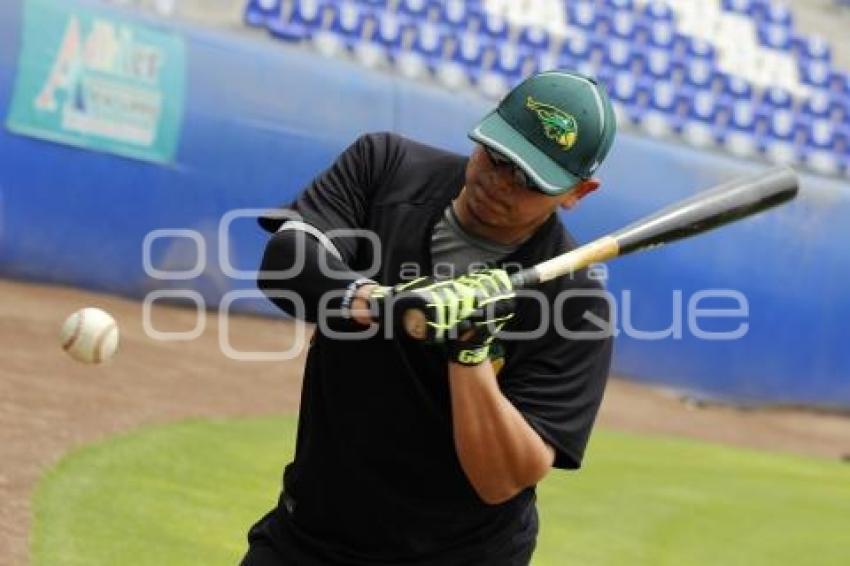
611, 165, 798, 255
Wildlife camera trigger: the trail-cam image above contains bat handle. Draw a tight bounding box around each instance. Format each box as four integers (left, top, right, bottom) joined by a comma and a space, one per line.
509, 268, 540, 290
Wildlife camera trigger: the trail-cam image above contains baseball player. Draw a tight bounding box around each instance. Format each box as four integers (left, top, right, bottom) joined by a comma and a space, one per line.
242, 70, 617, 565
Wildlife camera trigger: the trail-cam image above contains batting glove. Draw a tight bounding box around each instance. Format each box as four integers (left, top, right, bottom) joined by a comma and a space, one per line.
446, 299, 514, 366
369, 269, 515, 343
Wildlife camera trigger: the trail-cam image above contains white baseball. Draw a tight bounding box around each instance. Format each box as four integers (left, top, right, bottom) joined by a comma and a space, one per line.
60, 307, 120, 364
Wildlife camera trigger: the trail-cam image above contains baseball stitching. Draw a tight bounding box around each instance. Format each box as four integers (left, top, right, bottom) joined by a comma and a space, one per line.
93, 322, 117, 364
62, 309, 85, 351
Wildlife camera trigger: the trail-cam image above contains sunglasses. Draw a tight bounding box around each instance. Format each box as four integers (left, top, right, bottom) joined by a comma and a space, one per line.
482, 145, 540, 192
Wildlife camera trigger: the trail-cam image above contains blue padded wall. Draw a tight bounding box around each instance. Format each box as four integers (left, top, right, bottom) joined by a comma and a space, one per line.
1, 0, 848, 407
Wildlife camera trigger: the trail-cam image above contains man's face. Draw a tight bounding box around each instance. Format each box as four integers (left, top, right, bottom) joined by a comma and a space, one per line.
462, 145, 570, 231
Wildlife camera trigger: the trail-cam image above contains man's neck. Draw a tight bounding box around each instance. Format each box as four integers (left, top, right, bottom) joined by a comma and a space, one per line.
451, 198, 550, 247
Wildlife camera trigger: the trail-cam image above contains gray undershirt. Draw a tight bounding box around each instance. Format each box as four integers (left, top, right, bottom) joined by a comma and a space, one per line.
430, 204, 519, 278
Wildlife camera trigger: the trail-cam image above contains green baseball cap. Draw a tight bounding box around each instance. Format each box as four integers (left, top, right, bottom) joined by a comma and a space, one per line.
469, 70, 617, 196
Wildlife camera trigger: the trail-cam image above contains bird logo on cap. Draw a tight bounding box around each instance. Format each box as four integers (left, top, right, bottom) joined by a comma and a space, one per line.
525, 96, 578, 151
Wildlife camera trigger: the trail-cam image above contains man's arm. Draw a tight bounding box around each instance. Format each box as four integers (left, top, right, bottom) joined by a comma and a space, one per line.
259, 228, 374, 324
448, 360, 555, 505
351, 271, 555, 504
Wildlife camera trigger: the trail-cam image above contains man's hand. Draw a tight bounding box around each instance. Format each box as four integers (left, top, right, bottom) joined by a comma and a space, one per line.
447, 297, 514, 365
367, 269, 515, 342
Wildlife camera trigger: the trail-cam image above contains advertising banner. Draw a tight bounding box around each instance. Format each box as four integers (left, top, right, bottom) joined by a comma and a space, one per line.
6, 0, 186, 163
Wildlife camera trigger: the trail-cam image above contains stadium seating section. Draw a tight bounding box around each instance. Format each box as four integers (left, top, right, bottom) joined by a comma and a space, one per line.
243, 0, 850, 178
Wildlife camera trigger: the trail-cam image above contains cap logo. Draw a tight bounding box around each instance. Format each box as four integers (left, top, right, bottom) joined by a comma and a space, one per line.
525, 96, 578, 151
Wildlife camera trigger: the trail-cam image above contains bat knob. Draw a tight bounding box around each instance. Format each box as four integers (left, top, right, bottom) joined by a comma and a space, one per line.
403, 309, 428, 341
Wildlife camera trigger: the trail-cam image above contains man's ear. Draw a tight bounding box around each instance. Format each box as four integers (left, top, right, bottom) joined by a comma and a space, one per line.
558, 178, 600, 209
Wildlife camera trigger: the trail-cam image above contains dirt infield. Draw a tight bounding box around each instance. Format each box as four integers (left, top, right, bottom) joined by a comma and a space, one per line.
1, 278, 848, 565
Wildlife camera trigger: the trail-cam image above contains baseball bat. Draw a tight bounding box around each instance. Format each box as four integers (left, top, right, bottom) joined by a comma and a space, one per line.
404, 165, 799, 340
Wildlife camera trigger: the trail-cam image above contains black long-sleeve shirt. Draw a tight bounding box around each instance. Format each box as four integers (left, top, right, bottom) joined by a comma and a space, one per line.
251, 133, 612, 565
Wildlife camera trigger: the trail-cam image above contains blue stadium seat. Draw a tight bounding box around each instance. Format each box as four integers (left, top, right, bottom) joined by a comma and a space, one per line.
833, 97, 850, 125
753, 101, 774, 133
648, 80, 684, 133
609, 71, 639, 105
805, 151, 841, 175
669, 33, 689, 58
609, 71, 650, 124
268, 0, 327, 42
806, 36, 832, 61
604, 39, 634, 70
835, 125, 850, 156
244, 0, 281, 27
519, 26, 550, 52
480, 12, 509, 41
453, 30, 488, 69
643, 0, 674, 21
458, 1, 486, 32
807, 119, 837, 150
650, 80, 679, 112
762, 86, 793, 109
793, 114, 814, 145
411, 22, 450, 60
561, 33, 594, 61
492, 43, 533, 80
398, 0, 429, 20
729, 99, 758, 131
767, 108, 799, 141
722, 74, 754, 101
353, 0, 388, 8
568, 1, 601, 31
533, 51, 560, 74
648, 20, 676, 49
686, 38, 716, 61
722, 0, 763, 16
761, 136, 802, 166
604, 0, 634, 10
596, 67, 617, 92
435, 0, 468, 29
800, 59, 832, 89
758, 23, 792, 51
680, 90, 724, 146
293, 0, 327, 26
593, 66, 616, 91
692, 90, 727, 123
393, 49, 430, 80
515, 51, 544, 78
642, 47, 680, 80
329, 1, 371, 45
375, 10, 405, 50
633, 22, 652, 46
433, 59, 470, 90
555, 52, 579, 73
477, 69, 510, 99
826, 71, 849, 97
801, 91, 831, 119
805, 119, 841, 174
721, 99, 761, 155
792, 35, 832, 62
609, 10, 637, 40
761, 2, 794, 28
684, 58, 717, 90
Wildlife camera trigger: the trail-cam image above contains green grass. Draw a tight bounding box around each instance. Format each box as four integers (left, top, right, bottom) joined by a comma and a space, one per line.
32, 417, 295, 566
32, 417, 850, 566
